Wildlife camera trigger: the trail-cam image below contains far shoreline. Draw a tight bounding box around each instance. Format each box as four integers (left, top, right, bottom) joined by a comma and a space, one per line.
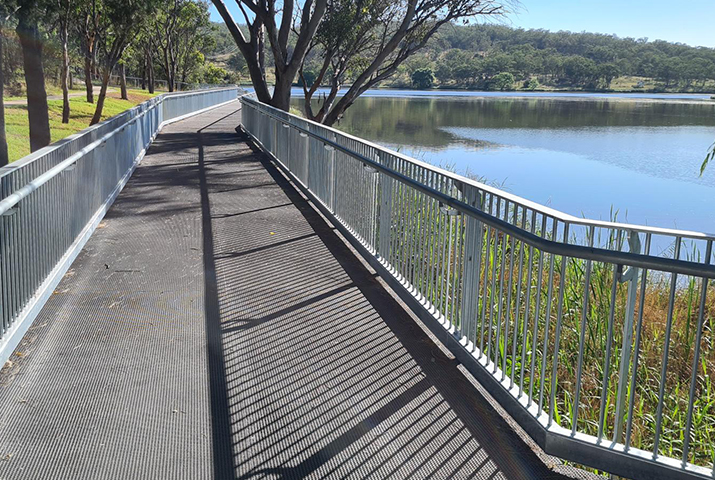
276, 86, 715, 105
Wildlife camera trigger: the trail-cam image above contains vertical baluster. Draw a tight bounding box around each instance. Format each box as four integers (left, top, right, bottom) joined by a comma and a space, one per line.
459, 186, 482, 348
494, 201, 510, 373
613, 231, 642, 443
510, 208, 528, 388
653, 236, 682, 456
519, 210, 538, 396
486, 198, 503, 361
572, 225, 596, 435
625, 233, 652, 450
598, 229, 625, 442
502, 206, 519, 380
378, 155, 393, 264
479, 195, 495, 354
681, 241, 711, 466
548, 223, 570, 426
427, 173, 440, 311
537, 218, 559, 415
528, 214, 548, 407
416, 169, 429, 300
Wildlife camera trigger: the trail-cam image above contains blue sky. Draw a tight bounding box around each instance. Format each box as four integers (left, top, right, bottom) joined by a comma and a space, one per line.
208, 0, 714, 48
511, 0, 714, 47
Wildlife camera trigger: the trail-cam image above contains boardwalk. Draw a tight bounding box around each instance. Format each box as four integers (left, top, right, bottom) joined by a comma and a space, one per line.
0, 103, 579, 480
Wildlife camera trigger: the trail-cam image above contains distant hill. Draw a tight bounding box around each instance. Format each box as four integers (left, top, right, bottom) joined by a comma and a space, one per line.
211, 20, 715, 93
394, 24, 715, 92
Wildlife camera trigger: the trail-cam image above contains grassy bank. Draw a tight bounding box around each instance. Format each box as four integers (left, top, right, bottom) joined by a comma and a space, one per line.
4, 89, 159, 163
381, 75, 715, 95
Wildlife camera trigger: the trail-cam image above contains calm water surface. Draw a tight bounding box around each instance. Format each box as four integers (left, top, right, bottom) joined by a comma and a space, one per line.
294, 93, 715, 233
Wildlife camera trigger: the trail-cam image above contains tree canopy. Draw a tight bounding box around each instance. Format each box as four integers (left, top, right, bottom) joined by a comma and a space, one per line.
0, 0, 235, 163
397, 24, 715, 91
212, 0, 513, 124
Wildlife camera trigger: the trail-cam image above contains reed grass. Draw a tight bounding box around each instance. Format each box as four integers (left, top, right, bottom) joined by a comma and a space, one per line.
384, 178, 715, 471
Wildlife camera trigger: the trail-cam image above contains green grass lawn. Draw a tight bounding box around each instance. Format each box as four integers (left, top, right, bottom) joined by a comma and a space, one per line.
5, 89, 159, 163
3, 85, 86, 102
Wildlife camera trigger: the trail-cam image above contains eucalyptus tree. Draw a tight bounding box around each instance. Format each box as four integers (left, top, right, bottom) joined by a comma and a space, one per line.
152, 0, 213, 91
75, 0, 102, 103
56, 0, 73, 122
211, 0, 328, 110
15, 0, 52, 151
90, 0, 157, 124
133, 25, 157, 93
306, 0, 511, 124
118, 59, 128, 99
213, 0, 512, 125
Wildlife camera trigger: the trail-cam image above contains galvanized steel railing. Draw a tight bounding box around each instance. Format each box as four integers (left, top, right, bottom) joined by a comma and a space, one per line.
0, 86, 240, 365
240, 95, 715, 480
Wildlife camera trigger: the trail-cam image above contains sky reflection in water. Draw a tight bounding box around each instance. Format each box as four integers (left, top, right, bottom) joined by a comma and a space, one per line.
296, 94, 715, 233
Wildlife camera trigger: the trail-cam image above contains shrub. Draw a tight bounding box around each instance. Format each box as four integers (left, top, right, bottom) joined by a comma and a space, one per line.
524, 78, 540, 90
411, 68, 435, 90
298, 69, 317, 88
490, 72, 515, 91
201, 64, 235, 85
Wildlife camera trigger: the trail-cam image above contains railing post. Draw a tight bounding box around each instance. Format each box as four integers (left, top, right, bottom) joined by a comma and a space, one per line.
273, 112, 279, 157
281, 121, 291, 170
459, 184, 483, 346
378, 152, 393, 263
0, 175, 8, 333
329, 132, 336, 212
613, 230, 641, 445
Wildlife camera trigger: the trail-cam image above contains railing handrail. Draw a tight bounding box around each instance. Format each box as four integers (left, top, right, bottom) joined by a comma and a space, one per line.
0, 107, 153, 216
0, 86, 239, 180
241, 95, 715, 242
0, 85, 241, 370
240, 94, 715, 480
241, 96, 715, 279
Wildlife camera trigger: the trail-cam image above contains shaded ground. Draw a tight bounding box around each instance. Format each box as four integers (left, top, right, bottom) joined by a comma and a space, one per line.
0, 102, 581, 479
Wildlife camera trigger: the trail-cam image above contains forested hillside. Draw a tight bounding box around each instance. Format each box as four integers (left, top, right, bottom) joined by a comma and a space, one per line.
184, 21, 715, 94
378, 24, 715, 92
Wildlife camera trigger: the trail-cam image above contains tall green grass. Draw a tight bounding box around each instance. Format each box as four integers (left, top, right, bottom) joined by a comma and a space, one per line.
382, 178, 715, 471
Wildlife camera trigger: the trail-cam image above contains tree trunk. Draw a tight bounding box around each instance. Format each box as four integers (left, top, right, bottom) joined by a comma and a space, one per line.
60, 19, 71, 123
91, 39, 98, 77
90, 71, 110, 125
163, 43, 176, 92
258, 25, 266, 81
149, 62, 155, 93
84, 56, 94, 102
119, 63, 128, 99
17, 9, 51, 152
209, 0, 272, 103
323, 94, 356, 126
270, 72, 292, 111
0, 24, 9, 167
147, 50, 155, 94
141, 58, 146, 90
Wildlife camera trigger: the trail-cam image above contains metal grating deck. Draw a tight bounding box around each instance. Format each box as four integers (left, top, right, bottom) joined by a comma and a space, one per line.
0, 103, 578, 480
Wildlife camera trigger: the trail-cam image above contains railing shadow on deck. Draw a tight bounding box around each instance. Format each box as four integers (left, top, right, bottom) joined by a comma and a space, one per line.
186, 115, 573, 478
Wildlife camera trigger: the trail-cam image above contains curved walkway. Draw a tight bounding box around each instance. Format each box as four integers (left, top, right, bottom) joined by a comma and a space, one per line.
0, 102, 585, 480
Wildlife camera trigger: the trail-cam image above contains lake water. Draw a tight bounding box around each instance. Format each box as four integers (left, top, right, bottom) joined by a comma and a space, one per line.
293, 92, 715, 234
